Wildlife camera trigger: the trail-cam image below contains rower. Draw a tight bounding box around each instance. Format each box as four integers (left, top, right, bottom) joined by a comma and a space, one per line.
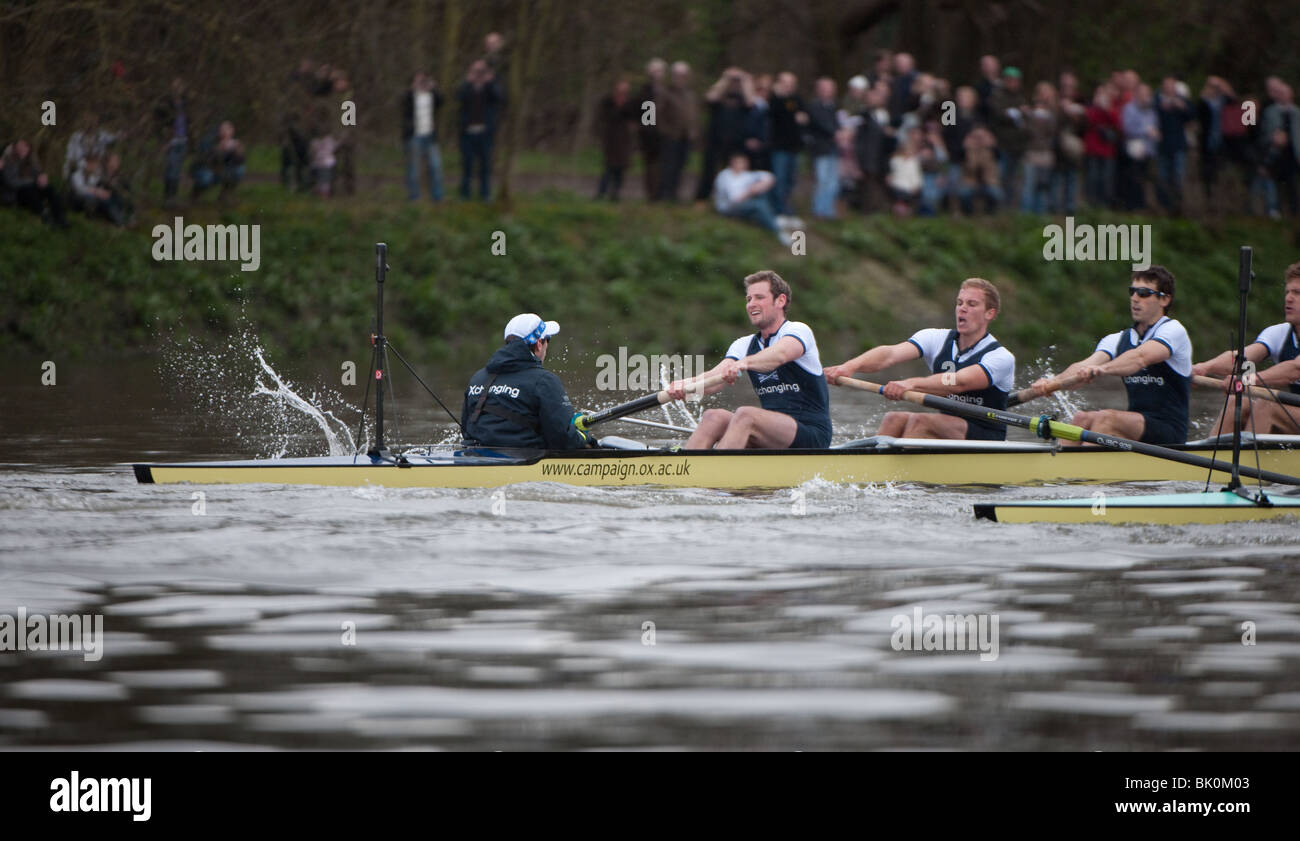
461, 313, 593, 449
824, 278, 1015, 440
665, 270, 832, 448
1191, 261, 1300, 435
1033, 266, 1192, 446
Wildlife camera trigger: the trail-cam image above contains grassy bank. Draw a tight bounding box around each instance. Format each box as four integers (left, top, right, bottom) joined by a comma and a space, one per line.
4, 183, 1298, 379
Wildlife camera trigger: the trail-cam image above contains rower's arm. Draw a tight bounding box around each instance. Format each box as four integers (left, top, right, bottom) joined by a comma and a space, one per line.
1098, 340, 1170, 377
741, 335, 804, 373
896, 364, 990, 397
1054, 351, 1111, 383
1191, 343, 1269, 377
830, 342, 921, 378
682, 359, 739, 397
1258, 358, 1300, 389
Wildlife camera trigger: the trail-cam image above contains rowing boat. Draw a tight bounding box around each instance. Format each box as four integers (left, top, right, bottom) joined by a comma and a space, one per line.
134, 243, 1300, 494
132, 434, 1300, 490
974, 489, 1300, 524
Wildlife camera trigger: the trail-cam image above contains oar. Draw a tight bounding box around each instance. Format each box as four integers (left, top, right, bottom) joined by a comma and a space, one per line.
1006, 373, 1085, 407
608, 416, 695, 434
832, 376, 1300, 487
579, 373, 728, 430
1192, 375, 1300, 408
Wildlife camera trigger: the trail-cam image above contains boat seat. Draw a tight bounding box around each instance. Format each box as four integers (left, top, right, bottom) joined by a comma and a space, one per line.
596, 436, 650, 450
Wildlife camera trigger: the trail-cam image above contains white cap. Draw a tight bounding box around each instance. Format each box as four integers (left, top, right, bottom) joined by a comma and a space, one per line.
848, 75, 869, 91
503, 313, 560, 344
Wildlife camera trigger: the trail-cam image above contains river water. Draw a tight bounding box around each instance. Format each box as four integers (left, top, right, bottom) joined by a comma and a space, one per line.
2, 351, 1299, 751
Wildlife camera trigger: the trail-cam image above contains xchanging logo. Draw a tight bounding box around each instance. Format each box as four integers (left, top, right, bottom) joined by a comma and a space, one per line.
756, 382, 800, 396
467, 384, 522, 399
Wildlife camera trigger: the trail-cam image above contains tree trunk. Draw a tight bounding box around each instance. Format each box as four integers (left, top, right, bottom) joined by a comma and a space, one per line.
497, 0, 559, 205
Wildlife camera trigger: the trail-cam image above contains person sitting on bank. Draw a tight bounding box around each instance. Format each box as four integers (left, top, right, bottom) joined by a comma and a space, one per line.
825, 277, 1015, 440
2, 139, 68, 228
713, 152, 791, 245
69, 155, 129, 226
461, 313, 595, 449
1030, 266, 1192, 446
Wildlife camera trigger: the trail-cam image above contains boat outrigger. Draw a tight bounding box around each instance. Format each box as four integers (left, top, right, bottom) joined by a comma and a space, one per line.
134, 244, 1300, 495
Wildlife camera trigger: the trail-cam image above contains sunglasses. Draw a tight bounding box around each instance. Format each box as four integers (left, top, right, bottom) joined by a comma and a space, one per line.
1128, 286, 1167, 299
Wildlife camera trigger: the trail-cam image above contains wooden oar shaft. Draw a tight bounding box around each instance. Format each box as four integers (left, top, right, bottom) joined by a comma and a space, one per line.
1192, 375, 1300, 407
834, 376, 1300, 487
581, 373, 727, 428
1006, 373, 1085, 407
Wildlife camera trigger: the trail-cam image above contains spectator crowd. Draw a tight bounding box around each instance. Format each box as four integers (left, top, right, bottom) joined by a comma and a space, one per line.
5, 41, 1299, 235
593, 51, 1300, 237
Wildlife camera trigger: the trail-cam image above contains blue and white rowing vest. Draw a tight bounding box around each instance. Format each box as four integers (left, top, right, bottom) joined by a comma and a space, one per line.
909, 328, 1016, 440
1254, 322, 1300, 394
1100, 316, 1191, 434
725, 320, 832, 438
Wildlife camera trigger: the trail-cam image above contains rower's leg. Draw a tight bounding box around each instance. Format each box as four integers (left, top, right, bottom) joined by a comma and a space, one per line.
714, 406, 799, 449
685, 409, 732, 449
901, 413, 970, 440
877, 411, 912, 437
1208, 400, 1253, 437
1082, 409, 1147, 442
1253, 400, 1300, 434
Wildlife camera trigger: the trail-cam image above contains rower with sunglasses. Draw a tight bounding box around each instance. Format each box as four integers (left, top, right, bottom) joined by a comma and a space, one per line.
1031, 266, 1193, 445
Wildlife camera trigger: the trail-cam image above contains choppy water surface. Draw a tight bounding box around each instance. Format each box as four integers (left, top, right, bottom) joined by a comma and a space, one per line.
2, 357, 1298, 750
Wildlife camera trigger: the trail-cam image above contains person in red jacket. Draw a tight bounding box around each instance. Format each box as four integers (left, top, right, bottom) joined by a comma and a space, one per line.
1083, 83, 1121, 208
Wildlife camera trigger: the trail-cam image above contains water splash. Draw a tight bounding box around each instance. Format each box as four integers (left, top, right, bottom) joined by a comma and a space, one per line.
1027, 349, 1085, 419
160, 317, 368, 458
252, 349, 356, 456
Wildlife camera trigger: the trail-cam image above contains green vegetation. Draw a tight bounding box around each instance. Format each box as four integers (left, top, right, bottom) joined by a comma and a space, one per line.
5, 183, 1298, 381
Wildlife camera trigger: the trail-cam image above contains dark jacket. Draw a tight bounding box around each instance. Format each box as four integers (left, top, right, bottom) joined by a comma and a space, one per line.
456, 78, 505, 134
988, 86, 1027, 156
704, 92, 753, 157
768, 93, 805, 152
461, 338, 588, 449
805, 99, 839, 157
154, 92, 192, 144
595, 94, 638, 167
1155, 92, 1193, 156
853, 114, 892, 176
1, 145, 43, 191
889, 71, 919, 124
401, 88, 445, 141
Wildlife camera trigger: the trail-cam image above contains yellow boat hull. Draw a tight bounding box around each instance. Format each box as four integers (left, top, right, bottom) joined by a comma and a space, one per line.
135, 443, 1300, 490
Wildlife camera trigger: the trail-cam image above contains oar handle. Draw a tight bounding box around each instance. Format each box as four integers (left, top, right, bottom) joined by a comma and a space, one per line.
833, 376, 928, 407
581, 372, 730, 428
1007, 373, 1085, 407
1193, 375, 1300, 407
